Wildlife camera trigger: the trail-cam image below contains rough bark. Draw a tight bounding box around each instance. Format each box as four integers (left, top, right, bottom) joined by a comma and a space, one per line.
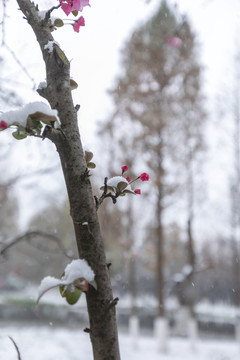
16, 1, 120, 359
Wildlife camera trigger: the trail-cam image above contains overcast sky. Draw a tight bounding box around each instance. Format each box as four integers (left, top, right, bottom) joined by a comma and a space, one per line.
2, 0, 240, 239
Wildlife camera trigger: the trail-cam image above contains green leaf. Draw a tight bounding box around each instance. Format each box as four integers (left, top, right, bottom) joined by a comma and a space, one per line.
72, 10, 78, 16
66, 286, 82, 305
100, 185, 115, 193
54, 18, 64, 27
59, 283, 82, 305
87, 162, 96, 169
28, 112, 56, 126
117, 181, 128, 192
119, 193, 126, 197
12, 130, 27, 140
123, 189, 135, 194
70, 79, 78, 90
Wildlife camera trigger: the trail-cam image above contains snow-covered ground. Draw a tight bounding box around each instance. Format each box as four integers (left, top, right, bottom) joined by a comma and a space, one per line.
0, 324, 239, 360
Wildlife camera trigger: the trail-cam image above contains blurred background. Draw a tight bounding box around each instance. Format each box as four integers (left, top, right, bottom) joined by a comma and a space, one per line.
1, 0, 240, 358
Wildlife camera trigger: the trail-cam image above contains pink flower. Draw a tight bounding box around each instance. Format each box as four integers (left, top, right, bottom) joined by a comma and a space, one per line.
60, 0, 90, 15
168, 36, 182, 48
60, 1, 72, 15
139, 173, 149, 181
73, 16, 85, 32
134, 189, 141, 195
78, 0, 90, 11
126, 176, 131, 183
121, 165, 128, 174
0, 121, 7, 130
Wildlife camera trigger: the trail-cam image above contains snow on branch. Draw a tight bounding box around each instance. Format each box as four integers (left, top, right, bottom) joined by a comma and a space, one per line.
37, 259, 96, 307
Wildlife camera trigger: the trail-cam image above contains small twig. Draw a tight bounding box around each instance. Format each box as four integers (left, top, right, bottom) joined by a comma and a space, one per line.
95, 177, 118, 210
8, 337, 22, 360
0, 164, 60, 191
44, 4, 61, 20
1, 0, 7, 47
4, 43, 36, 89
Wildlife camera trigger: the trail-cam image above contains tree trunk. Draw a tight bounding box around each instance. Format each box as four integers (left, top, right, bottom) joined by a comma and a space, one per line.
16, 1, 120, 359
156, 152, 165, 318
186, 150, 196, 317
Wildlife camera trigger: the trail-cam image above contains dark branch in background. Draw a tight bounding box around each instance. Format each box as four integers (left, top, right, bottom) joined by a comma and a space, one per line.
0, 0, 7, 47
3, 43, 36, 89
0, 0, 36, 89
0, 231, 76, 259
0, 164, 60, 191
8, 337, 22, 360
94, 177, 118, 211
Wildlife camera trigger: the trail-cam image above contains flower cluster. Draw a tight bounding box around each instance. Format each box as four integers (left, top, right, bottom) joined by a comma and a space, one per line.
59, 0, 90, 32
121, 165, 149, 195
100, 166, 149, 198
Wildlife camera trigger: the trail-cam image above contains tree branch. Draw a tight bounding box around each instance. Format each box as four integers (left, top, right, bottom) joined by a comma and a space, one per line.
0, 164, 60, 191
95, 177, 118, 211
0, 230, 75, 259
8, 337, 22, 360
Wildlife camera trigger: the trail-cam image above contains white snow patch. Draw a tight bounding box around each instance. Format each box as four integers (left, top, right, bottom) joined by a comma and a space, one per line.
37, 10, 58, 26
1, 325, 240, 360
37, 10, 47, 20
37, 259, 95, 302
107, 176, 133, 192
63, 259, 95, 284
38, 276, 62, 297
44, 40, 60, 53
0, 101, 59, 126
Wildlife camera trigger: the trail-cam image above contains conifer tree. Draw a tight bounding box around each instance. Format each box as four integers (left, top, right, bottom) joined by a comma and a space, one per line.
99, 0, 205, 320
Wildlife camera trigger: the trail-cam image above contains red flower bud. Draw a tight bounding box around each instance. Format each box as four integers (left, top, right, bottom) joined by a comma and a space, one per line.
139, 172, 149, 181
121, 165, 128, 174
134, 189, 141, 195
126, 176, 131, 183
0, 121, 7, 130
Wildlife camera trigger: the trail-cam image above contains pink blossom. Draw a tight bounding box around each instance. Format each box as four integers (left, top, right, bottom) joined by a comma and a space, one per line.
126, 176, 131, 183
0, 121, 7, 130
78, 0, 90, 11
121, 165, 128, 174
139, 172, 149, 181
168, 36, 182, 48
60, 0, 90, 16
134, 189, 141, 195
73, 16, 85, 32
60, 1, 72, 15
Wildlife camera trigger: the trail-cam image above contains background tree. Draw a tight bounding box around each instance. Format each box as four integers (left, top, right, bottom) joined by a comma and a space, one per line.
98, 0, 206, 333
